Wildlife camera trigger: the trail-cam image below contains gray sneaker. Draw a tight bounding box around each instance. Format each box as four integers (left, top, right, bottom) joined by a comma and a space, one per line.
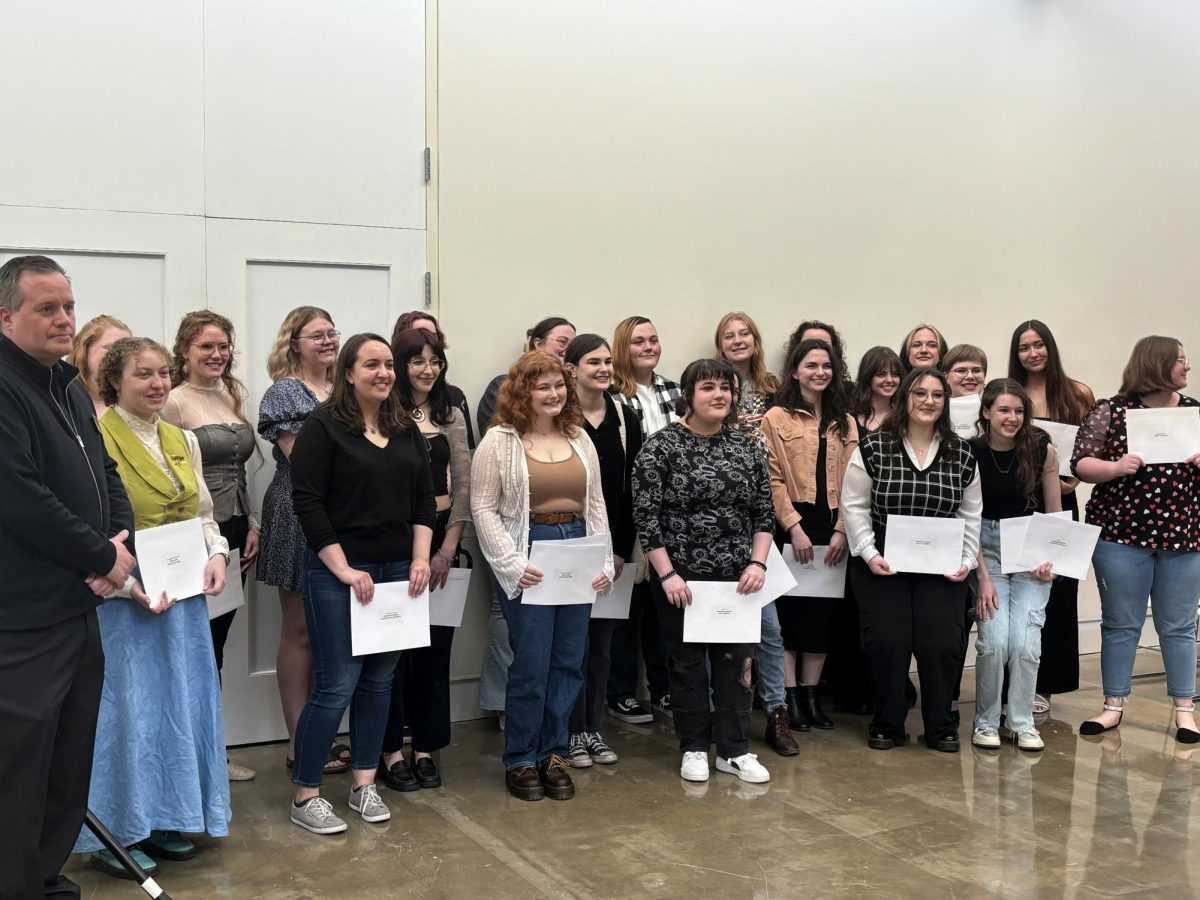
349, 783, 391, 822
290, 796, 347, 834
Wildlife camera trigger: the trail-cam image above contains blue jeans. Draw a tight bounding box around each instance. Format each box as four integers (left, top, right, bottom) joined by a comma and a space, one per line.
478, 579, 513, 713
1093, 539, 1200, 700
756, 601, 786, 709
973, 520, 1052, 734
498, 518, 592, 770
292, 552, 407, 788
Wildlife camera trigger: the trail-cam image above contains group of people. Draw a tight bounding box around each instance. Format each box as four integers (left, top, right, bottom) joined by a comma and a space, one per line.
4, 251, 1198, 896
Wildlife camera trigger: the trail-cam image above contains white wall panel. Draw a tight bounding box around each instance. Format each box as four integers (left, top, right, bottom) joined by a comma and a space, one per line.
204, 0, 426, 228
0, 1, 204, 215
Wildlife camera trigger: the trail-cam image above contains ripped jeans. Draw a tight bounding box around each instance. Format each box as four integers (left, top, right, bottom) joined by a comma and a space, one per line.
651, 574, 754, 758
974, 519, 1051, 735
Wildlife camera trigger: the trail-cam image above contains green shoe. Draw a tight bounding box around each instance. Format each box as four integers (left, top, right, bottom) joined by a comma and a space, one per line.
90, 847, 158, 880
141, 829, 198, 861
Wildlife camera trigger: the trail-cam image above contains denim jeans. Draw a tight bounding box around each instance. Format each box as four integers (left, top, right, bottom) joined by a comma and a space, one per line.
478, 579, 513, 713
973, 520, 1052, 734
756, 601, 786, 709
292, 552, 406, 788
499, 518, 592, 770
1093, 539, 1200, 699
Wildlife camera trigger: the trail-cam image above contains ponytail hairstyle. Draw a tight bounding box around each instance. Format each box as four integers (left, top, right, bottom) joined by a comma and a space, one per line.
564, 333, 610, 368
525, 316, 575, 353
974, 378, 1043, 511
1007, 319, 1091, 424
611, 315, 654, 398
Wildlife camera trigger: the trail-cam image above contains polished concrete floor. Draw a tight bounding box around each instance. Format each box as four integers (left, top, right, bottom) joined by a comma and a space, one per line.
67, 651, 1200, 899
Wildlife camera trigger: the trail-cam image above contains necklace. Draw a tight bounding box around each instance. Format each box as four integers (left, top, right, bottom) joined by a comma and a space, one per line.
364, 420, 380, 435
987, 444, 1014, 475
408, 406, 426, 423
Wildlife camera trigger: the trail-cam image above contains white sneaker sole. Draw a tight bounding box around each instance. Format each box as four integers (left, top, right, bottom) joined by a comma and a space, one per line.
680, 767, 710, 782
972, 737, 1001, 749
290, 812, 348, 834
349, 795, 391, 823
715, 758, 770, 783
590, 753, 619, 765
566, 754, 594, 769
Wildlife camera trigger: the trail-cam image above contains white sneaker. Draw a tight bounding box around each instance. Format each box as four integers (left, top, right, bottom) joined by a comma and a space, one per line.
680, 751, 710, 782
1015, 728, 1045, 752
715, 752, 770, 784
290, 796, 347, 834
349, 783, 391, 823
972, 727, 1001, 749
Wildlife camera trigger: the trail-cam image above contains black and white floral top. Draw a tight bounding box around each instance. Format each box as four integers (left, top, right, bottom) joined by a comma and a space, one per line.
1071, 394, 1200, 552
632, 421, 775, 580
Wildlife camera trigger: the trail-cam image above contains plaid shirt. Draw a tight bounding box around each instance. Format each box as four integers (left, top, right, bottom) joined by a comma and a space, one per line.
611, 373, 680, 426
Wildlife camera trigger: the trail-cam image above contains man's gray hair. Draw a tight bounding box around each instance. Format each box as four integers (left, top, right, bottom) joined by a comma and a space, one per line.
0, 255, 68, 313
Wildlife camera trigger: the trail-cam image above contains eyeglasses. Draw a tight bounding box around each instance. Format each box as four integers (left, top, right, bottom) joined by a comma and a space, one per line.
192, 342, 234, 356
298, 330, 341, 343
408, 358, 445, 372
910, 389, 946, 402
948, 366, 985, 377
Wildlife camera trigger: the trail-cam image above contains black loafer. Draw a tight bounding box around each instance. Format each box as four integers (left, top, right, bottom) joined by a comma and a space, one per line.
411, 755, 442, 788
378, 756, 420, 792
868, 730, 896, 750
932, 733, 961, 753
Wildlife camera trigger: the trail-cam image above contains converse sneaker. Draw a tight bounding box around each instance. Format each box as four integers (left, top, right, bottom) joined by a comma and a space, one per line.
349, 783, 391, 823
655, 695, 674, 719
609, 697, 653, 724
566, 732, 594, 768
586, 732, 619, 765
972, 726, 1001, 749
290, 796, 347, 834
715, 752, 770, 784
680, 750, 710, 782
1015, 728, 1045, 752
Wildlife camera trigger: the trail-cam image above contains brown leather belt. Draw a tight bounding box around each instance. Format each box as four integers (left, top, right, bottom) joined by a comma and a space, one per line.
531, 512, 580, 525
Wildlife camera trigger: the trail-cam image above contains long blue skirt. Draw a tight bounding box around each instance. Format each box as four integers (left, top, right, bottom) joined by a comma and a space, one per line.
73, 595, 231, 852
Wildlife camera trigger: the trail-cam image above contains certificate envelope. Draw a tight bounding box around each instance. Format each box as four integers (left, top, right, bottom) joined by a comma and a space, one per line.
949, 394, 981, 439
429, 568, 471, 628
136, 517, 207, 609
999, 511, 1072, 574
1015, 513, 1101, 581
350, 582, 430, 655
592, 567, 635, 619
1126, 407, 1200, 465
757, 542, 800, 606
522, 534, 610, 606
884, 515, 965, 574
782, 547, 848, 598
683, 582, 762, 644
207, 550, 244, 620
1032, 420, 1079, 478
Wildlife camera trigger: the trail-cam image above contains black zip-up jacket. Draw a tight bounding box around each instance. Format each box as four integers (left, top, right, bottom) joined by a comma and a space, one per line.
0, 335, 133, 630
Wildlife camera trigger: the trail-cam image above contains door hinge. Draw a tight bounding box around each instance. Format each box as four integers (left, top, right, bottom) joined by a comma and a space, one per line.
424, 147, 432, 183
424, 272, 432, 306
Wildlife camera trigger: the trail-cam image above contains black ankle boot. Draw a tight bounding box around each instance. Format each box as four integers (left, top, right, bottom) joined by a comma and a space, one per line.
799, 685, 834, 730
785, 687, 810, 732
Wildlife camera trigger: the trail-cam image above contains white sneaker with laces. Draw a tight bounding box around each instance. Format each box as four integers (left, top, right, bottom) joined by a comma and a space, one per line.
972, 727, 1001, 749
715, 752, 770, 783
349, 783, 391, 822
680, 751, 710, 782
291, 796, 347, 834
566, 733, 594, 768
1016, 728, 1045, 752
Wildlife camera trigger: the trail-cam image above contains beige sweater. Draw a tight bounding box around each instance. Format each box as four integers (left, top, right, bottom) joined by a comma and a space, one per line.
470, 424, 614, 599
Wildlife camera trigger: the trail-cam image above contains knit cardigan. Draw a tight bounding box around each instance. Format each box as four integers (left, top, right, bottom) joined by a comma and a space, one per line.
470, 424, 614, 599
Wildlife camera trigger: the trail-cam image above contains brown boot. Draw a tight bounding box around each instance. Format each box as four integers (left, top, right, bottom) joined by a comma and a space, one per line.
538, 755, 576, 800
765, 705, 800, 757
506, 765, 545, 801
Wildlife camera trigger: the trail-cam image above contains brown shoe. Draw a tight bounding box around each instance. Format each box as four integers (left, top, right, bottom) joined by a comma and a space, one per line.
766, 705, 800, 757
506, 765, 545, 801
538, 755, 576, 800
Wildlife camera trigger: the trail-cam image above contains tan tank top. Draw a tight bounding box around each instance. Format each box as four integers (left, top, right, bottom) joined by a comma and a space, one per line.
526, 450, 586, 513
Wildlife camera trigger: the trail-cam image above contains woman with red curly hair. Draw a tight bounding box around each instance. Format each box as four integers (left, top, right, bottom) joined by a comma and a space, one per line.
471, 351, 614, 802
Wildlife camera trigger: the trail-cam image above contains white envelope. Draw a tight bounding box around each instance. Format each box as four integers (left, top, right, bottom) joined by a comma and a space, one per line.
1015, 512, 1102, 581
522, 533, 610, 606
999, 511, 1072, 574
592, 566, 635, 619
781, 547, 848, 598
682, 582, 762, 643
429, 568, 471, 628
755, 542, 800, 607
136, 517, 208, 610
1126, 407, 1200, 465
950, 394, 982, 439
884, 515, 965, 574
206, 550, 244, 620
1032, 420, 1079, 478
349, 582, 430, 655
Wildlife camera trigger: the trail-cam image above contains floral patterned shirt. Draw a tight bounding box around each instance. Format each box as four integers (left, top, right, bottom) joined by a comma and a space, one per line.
1071, 393, 1200, 552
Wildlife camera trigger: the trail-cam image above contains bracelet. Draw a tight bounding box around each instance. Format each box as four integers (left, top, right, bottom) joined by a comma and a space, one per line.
659, 569, 678, 582
747, 560, 767, 572
434, 548, 455, 565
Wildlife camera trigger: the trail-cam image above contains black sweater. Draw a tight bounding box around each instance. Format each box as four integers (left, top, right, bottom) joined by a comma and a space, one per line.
291, 407, 437, 562
582, 393, 642, 561
0, 336, 133, 630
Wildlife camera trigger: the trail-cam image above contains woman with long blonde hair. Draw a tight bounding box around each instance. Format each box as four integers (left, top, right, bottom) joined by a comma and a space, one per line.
714, 311, 779, 433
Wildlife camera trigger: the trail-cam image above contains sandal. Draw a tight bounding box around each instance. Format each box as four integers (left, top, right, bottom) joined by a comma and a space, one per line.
1032, 693, 1051, 716
1080, 701, 1124, 736
285, 746, 351, 775
1173, 703, 1200, 745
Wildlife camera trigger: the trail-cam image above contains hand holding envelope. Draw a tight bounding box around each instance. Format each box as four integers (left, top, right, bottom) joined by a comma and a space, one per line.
1126, 407, 1200, 465
522, 534, 611, 606
883, 515, 967, 577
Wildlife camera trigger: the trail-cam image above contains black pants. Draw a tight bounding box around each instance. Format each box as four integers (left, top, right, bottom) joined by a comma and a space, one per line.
652, 576, 753, 757
0, 610, 104, 898
607, 580, 669, 703
827, 573, 872, 711
211, 514, 250, 677
569, 618, 618, 734
851, 558, 966, 744
382, 625, 455, 754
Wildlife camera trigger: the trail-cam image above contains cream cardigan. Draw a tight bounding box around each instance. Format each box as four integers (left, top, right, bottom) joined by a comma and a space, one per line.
470, 424, 614, 599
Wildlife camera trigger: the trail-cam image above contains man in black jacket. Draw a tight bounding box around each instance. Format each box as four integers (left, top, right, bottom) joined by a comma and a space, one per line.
0, 255, 135, 899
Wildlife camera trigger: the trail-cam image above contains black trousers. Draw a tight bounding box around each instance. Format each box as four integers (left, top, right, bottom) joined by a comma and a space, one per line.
652, 576, 753, 757
569, 618, 618, 734
211, 514, 250, 677
0, 610, 104, 899
382, 625, 455, 754
607, 580, 669, 703
827, 573, 872, 710
851, 558, 966, 744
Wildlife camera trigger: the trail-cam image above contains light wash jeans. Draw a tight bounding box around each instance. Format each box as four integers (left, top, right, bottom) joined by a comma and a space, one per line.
478, 579, 514, 713
756, 601, 786, 710
1093, 539, 1200, 700
973, 520, 1051, 735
